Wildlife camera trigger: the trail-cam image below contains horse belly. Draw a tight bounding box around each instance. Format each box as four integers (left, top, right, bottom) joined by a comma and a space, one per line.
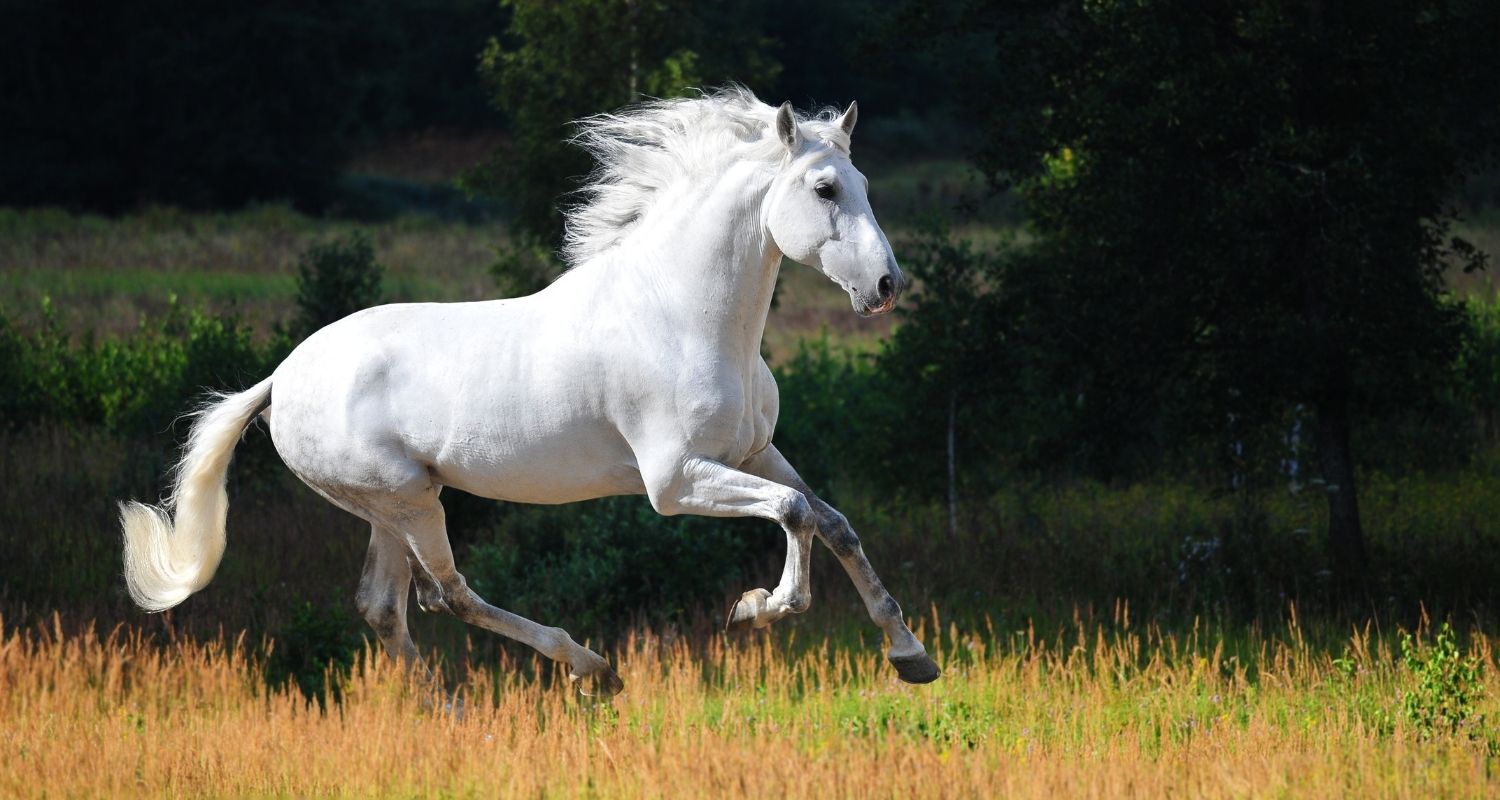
430, 430, 647, 505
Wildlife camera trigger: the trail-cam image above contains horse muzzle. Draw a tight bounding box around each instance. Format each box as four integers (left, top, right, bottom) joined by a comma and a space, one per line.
853, 271, 902, 316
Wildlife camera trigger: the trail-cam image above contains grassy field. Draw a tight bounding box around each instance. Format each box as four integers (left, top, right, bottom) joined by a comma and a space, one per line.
0, 204, 900, 361
6, 164, 1500, 795
3, 612, 1495, 798
0, 158, 1010, 360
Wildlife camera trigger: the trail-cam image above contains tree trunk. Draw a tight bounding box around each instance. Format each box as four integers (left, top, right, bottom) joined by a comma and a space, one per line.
946, 388, 958, 540
1314, 373, 1368, 583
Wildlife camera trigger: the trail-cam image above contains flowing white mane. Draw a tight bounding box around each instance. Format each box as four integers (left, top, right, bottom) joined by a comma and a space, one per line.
563, 86, 851, 266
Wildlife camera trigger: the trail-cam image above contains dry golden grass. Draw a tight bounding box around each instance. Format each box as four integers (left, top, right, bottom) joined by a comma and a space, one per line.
3, 611, 1496, 799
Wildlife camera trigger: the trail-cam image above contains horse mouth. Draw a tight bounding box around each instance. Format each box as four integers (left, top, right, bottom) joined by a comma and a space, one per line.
853, 295, 897, 317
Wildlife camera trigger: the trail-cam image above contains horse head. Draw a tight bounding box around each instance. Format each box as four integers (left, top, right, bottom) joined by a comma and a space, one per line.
763, 101, 905, 316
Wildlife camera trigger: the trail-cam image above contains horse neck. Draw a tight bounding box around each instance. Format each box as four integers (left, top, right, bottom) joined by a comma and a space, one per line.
625, 162, 780, 360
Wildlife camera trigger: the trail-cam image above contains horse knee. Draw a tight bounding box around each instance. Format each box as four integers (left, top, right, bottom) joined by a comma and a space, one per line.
781, 492, 816, 534
784, 591, 812, 615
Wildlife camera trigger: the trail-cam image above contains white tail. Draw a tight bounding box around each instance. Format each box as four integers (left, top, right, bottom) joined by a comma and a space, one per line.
119, 377, 273, 612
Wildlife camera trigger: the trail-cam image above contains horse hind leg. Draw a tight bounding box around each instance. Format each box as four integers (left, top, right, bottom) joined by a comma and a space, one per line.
368, 486, 624, 697
355, 526, 423, 666
409, 556, 448, 614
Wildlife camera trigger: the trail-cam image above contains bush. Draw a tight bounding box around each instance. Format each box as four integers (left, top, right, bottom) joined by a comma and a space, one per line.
1460, 294, 1500, 443
770, 336, 888, 498
265, 601, 364, 706
487, 241, 557, 299
1399, 622, 1492, 748
293, 232, 384, 338
462, 495, 773, 636
0, 299, 287, 436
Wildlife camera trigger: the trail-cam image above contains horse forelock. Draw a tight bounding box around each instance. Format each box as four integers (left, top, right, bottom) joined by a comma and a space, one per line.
562, 86, 849, 267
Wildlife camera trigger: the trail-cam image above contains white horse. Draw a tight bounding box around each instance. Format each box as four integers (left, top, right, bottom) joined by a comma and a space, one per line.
119, 88, 939, 694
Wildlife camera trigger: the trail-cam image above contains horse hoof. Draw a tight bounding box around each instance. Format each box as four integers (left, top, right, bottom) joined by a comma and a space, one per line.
889, 652, 941, 684
571, 665, 625, 697
725, 588, 772, 633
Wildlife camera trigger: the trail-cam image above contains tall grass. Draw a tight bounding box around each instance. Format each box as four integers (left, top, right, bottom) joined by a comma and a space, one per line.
1, 612, 1494, 798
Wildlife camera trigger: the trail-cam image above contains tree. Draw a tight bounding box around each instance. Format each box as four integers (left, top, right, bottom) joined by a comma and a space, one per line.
293, 233, 385, 339
464, 0, 780, 256
873, 221, 1014, 530
0, 0, 409, 210
912, 0, 1500, 581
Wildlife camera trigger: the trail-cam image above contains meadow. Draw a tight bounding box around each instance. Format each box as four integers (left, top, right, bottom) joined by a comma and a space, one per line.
3, 609, 1495, 798
5, 168, 1500, 797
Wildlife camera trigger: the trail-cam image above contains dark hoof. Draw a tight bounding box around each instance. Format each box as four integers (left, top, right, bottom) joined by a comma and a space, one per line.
890, 652, 941, 684
724, 588, 771, 634
571, 665, 625, 697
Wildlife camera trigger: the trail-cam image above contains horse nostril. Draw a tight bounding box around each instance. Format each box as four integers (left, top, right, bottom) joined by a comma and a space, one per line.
877, 274, 894, 302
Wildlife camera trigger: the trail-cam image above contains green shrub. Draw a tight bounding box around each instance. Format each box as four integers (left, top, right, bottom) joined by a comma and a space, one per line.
487, 241, 557, 299
462, 495, 772, 636
1460, 294, 1500, 443
770, 336, 886, 498
293, 232, 384, 338
1399, 622, 1491, 747
265, 601, 363, 706
0, 298, 287, 436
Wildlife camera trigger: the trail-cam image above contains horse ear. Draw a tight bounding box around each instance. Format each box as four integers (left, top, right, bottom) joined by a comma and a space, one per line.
775, 102, 800, 153
839, 100, 858, 138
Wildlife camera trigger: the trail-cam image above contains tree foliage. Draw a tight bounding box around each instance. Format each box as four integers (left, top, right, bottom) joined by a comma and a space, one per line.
0, 0, 501, 211
293, 232, 386, 339
464, 0, 781, 253
897, 0, 1500, 575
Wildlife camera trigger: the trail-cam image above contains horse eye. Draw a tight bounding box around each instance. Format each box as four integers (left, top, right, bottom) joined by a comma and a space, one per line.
815, 183, 837, 201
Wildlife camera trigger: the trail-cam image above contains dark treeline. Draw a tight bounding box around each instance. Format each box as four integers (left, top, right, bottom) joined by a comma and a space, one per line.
0, 0, 965, 212
1, 0, 505, 210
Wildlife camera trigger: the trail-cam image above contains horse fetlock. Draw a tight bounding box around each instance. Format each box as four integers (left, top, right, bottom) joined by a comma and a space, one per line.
773, 588, 811, 615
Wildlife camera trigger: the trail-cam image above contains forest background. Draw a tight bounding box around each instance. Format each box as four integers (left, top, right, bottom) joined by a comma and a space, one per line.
4, 0, 1500, 696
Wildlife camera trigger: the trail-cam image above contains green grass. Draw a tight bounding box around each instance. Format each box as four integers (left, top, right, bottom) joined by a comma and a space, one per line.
0, 205, 499, 337
0, 203, 938, 359
12, 267, 296, 300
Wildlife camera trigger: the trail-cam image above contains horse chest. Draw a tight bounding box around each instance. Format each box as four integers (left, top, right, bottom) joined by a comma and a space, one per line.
666, 361, 777, 466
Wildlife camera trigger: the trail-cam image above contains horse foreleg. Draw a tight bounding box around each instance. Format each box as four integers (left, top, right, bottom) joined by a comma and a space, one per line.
740, 445, 940, 684
644, 453, 816, 632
